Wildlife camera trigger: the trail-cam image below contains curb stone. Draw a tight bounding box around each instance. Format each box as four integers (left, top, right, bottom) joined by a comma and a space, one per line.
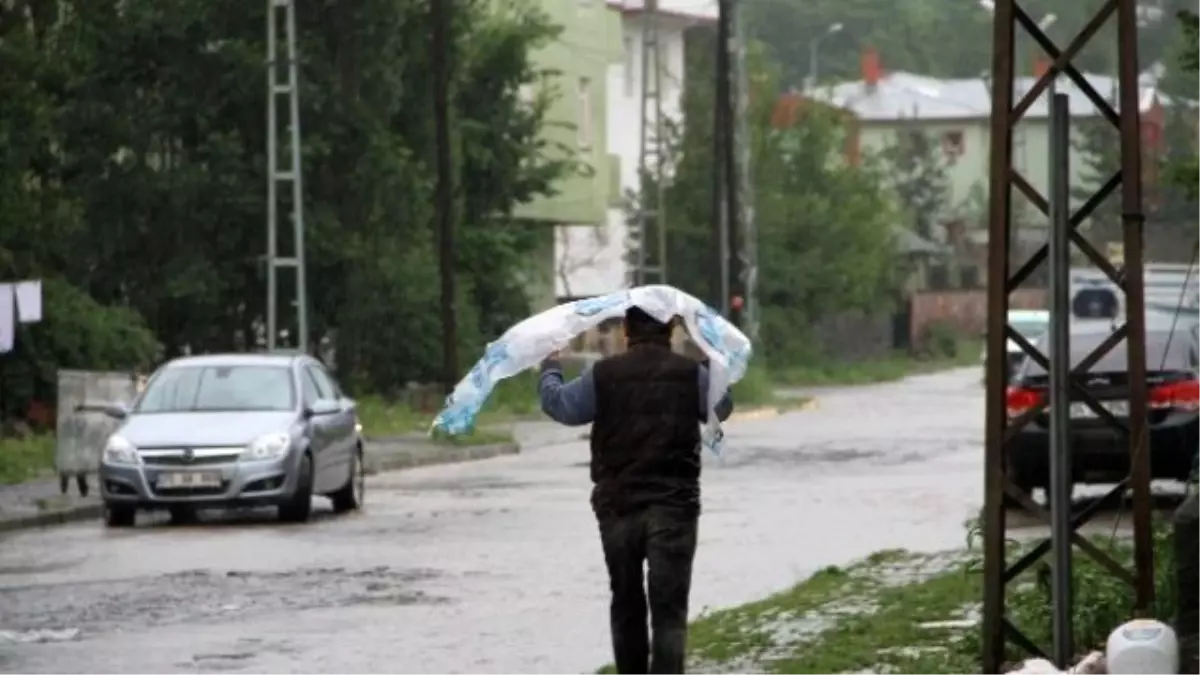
0, 442, 521, 534
0, 503, 104, 534
364, 441, 520, 475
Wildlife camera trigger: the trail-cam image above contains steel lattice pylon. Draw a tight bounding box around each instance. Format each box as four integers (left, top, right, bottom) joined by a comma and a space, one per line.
265, 0, 308, 352
632, 0, 669, 286
980, 0, 1154, 671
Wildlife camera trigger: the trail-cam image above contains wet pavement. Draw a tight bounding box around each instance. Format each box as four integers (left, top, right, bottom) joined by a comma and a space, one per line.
0, 369, 991, 673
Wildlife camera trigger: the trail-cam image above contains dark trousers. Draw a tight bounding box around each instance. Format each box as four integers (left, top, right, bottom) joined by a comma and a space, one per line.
598, 505, 698, 674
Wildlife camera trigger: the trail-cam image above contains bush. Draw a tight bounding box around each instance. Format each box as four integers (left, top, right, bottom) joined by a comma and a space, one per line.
917, 319, 960, 360
0, 278, 160, 428
963, 519, 1179, 664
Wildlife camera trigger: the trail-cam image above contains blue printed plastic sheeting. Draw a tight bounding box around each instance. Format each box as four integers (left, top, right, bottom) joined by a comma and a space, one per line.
431, 285, 753, 453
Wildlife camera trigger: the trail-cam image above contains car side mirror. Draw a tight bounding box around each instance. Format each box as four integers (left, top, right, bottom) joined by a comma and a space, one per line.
76, 402, 129, 420
305, 399, 341, 419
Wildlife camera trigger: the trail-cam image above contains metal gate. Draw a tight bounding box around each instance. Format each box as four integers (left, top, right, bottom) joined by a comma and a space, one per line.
55, 370, 140, 494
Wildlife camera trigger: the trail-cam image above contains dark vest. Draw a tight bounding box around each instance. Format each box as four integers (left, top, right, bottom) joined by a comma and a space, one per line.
589, 340, 702, 517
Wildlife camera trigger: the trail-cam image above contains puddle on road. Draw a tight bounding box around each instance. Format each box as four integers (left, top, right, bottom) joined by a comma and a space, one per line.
0, 565, 448, 638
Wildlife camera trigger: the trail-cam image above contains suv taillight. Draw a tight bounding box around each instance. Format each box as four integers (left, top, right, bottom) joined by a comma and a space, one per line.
1006, 386, 1044, 418
1149, 378, 1200, 412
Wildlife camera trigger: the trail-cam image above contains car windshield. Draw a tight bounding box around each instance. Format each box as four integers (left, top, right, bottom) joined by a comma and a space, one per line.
1011, 319, 1047, 341
135, 365, 295, 413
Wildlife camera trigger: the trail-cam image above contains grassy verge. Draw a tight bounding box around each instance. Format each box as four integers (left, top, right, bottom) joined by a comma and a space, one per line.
772, 339, 982, 388
598, 523, 1178, 674
0, 435, 56, 486
356, 368, 551, 441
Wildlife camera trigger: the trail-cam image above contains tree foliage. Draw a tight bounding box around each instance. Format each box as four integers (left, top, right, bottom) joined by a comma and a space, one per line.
876, 130, 952, 241
744, 0, 1197, 89
1072, 8, 1198, 254
0, 0, 569, 418
656, 28, 901, 364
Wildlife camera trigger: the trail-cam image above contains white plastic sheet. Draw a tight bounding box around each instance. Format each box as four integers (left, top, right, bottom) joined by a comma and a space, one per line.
431, 285, 753, 453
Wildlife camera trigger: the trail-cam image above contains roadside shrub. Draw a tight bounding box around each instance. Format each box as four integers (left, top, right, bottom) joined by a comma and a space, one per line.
917, 319, 960, 360
963, 517, 1178, 664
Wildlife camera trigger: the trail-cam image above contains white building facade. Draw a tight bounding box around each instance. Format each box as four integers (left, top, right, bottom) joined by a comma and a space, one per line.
554, 0, 716, 300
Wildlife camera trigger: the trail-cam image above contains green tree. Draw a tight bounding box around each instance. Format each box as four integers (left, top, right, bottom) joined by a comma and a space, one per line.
877, 130, 952, 241
655, 28, 901, 364
0, 0, 572, 410
1072, 8, 1198, 258
743, 0, 1195, 89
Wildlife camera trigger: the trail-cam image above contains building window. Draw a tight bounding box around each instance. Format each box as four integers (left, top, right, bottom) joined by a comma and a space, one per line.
942, 130, 965, 160
623, 36, 635, 98
577, 76, 592, 148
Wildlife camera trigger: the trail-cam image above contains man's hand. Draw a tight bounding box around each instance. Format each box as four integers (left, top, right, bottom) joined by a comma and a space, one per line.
541, 350, 564, 374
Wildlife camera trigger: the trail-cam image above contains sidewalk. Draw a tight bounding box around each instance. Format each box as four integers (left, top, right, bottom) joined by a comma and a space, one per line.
0, 434, 519, 534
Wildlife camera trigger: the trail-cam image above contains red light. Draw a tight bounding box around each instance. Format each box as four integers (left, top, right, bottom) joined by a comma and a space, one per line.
1149, 379, 1200, 412
1006, 386, 1043, 418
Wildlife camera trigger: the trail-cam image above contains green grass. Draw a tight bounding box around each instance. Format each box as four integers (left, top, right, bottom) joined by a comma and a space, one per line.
596, 522, 1179, 674
772, 339, 982, 388
0, 434, 56, 485
356, 369, 567, 439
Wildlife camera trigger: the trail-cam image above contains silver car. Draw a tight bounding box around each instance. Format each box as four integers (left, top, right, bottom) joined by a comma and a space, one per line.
96, 353, 365, 527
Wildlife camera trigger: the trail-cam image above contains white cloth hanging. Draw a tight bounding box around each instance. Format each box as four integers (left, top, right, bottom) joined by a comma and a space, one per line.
0, 284, 14, 353
14, 279, 42, 323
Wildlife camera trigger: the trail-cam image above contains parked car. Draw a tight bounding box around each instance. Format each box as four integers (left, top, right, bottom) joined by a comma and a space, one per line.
981, 309, 1051, 383
1005, 322, 1199, 504
95, 352, 365, 527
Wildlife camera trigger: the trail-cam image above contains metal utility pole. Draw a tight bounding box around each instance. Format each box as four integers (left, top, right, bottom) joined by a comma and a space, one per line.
1046, 91, 1073, 668
980, 0, 1153, 671
711, 0, 730, 312
265, 0, 309, 352
431, 0, 458, 394
634, 0, 668, 287
730, 0, 756, 337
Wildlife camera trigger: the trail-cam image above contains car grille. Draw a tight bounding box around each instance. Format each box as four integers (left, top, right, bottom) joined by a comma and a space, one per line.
153, 486, 226, 497
139, 448, 242, 466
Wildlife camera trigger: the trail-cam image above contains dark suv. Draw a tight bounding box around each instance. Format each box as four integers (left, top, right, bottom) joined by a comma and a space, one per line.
1005, 320, 1199, 503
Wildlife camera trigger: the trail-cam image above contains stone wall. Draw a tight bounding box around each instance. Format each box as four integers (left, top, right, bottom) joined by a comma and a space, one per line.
909, 287, 1047, 347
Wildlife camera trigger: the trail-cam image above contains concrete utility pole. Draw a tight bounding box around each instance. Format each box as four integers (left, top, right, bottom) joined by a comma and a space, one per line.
730, 0, 757, 338
431, 0, 458, 393
712, 0, 730, 313
713, 0, 755, 333
265, 0, 309, 352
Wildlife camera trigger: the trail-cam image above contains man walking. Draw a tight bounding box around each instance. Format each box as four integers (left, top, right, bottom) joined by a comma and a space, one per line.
538, 307, 734, 674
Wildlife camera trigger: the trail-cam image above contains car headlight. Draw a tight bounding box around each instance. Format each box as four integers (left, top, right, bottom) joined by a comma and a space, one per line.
103, 435, 140, 465
242, 432, 291, 461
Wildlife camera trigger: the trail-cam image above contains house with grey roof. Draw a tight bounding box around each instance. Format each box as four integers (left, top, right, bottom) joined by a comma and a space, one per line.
802, 49, 1173, 245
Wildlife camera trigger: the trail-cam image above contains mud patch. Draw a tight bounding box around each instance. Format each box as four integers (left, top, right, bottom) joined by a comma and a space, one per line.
394, 477, 537, 494
0, 566, 446, 638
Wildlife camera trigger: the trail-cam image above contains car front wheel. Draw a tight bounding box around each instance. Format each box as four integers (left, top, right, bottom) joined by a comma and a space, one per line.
104, 504, 136, 528
331, 448, 365, 513
278, 453, 314, 523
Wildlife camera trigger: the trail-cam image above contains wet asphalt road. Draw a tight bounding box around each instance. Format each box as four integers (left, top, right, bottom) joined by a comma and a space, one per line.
0, 369, 989, 674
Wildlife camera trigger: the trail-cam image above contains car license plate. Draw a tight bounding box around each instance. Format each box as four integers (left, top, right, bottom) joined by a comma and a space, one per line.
1069, 400, 1129, 418
157, 471, 222, 489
